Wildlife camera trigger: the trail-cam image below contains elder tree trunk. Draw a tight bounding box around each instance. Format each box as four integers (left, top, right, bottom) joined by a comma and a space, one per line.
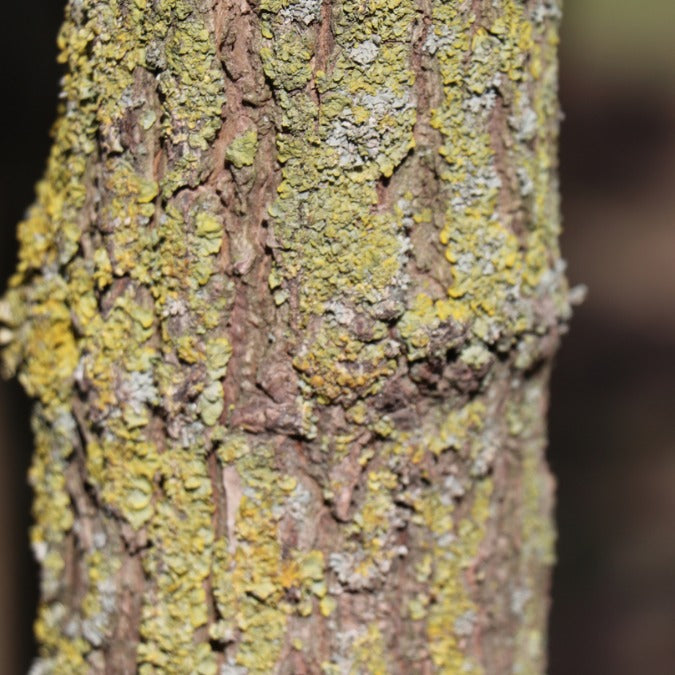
0, 0, 570, 672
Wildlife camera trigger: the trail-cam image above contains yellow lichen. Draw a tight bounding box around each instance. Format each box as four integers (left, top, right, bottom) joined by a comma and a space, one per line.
213, 437, 327, 673
426, 479, 493, 674
427, 0, 568, 344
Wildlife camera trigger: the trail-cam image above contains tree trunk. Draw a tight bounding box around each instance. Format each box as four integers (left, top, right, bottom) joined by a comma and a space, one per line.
1, 0, 569, 672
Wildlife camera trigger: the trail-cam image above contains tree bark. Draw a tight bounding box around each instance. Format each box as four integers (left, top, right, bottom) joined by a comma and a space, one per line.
1, 0, 570, 672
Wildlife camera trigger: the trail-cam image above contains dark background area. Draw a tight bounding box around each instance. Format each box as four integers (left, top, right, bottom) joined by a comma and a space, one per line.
549, 2, 675, 672
1, 2, 673, 672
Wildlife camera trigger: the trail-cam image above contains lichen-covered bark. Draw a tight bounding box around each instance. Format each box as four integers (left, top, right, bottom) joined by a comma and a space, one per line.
0, 0, 569, 672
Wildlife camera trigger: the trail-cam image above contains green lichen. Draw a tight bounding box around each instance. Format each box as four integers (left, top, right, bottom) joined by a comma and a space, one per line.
293, 319, 396, 404
79, 547, 122, 660
261, 0, 416, 338
421, 0, 569, 346
213, 436, 328, 673
429, 399, 487, 457
138, 446, 217, 673
154, 1, 226, 195
0, 0, 232, 669
350, 622, 389, 674
426, 479, 492, 674
506, 384, 556, 673
226, 128, 259, 168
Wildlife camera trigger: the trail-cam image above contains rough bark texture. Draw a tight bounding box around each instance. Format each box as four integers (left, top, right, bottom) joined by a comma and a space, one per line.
0, 0, 569, 672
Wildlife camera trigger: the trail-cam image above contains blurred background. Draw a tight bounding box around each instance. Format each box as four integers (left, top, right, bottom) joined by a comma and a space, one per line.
549, 2, 675, 673
0, 1, 673, 672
